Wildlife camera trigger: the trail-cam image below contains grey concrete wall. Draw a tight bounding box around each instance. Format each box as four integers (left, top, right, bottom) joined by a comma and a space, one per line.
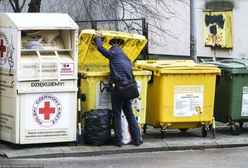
1, 0, 247, 59
149, 0, 248, 59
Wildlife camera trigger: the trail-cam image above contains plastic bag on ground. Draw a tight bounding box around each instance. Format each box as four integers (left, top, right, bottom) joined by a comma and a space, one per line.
121, 111, 132, 144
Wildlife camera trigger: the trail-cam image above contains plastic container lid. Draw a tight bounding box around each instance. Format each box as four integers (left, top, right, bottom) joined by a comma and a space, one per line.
79, 69, 152, 78
135, 60, 221, 76
78, 29, 147, 66
201, 59, 248, 74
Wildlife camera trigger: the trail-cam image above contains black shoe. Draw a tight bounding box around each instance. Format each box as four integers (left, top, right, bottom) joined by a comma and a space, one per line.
114, 141, 123, 147
134, 139, 143, 146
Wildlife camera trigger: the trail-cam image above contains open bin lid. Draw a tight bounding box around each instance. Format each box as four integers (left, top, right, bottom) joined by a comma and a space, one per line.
78, 29, 147, 66
201, 59, 248, 74
0, 13, 78, 30
135, 60, 221, 76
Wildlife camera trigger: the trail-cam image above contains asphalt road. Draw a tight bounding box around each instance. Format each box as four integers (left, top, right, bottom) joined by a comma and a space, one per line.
1, 146, 248, 168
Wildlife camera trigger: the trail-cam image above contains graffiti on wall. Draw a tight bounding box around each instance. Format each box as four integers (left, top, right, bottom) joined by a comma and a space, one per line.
204, 11, 233, 48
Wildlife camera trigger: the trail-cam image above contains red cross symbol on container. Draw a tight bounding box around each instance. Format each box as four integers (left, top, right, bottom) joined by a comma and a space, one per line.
39, 101, 55, 120
0, 39, 6, 58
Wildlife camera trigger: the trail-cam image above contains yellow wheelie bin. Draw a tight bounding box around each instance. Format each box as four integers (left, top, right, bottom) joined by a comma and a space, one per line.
78, 29, 151, 127
135, 60, 221, 138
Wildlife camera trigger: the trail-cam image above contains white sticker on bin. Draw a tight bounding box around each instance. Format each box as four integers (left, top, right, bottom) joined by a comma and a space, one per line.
20, 63, 74, 77
241, 87, 248, 117
20, 63, 58, 77
95, 80, 142, 116
174, 85, 204, 117
96, 81, 112, 109
24, 92, 70, 132
59, 63, 74, 75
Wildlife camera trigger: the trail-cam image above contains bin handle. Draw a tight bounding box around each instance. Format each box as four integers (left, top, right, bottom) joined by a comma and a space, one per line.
100, 81, 112, 93
36, 51, 42, 81
200, 58, 216, 63
220, 60, 248, 68
54, 50, 60, 81
36, 50, 60, 81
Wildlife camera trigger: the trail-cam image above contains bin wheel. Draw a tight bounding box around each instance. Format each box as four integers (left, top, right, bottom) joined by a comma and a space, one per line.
143, 124, 147, 135
230, 124, 240, 135
239, 122, 244, 129
202, 125, 208, 137
161, 126, 167, 139
179, 128, 188, 132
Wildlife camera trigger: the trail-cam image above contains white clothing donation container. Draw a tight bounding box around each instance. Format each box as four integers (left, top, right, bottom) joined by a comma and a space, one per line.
0, 13, 78, 144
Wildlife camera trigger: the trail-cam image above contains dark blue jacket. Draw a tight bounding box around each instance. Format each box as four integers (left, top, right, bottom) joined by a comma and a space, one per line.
96, 36, 133, 82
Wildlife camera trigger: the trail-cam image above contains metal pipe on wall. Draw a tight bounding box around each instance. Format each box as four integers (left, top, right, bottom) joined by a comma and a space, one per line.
190, 0, 197, 62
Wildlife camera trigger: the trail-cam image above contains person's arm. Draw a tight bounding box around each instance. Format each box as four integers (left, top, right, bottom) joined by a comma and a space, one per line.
95, 31, 112, 59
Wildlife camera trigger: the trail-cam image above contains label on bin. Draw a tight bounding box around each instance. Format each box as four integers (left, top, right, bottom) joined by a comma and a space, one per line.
59, 63, 74, 75
241, 87, 248, 116
95, 81, 142, 116
0, 68, 15, 97
24, 93, 70, 127
25, 129, 69, 139
20, 63, 74, 77
20, 63, 58, 77
22, 92, 72, 141
0, 28, 17, 69
174, 85, 204, 117
0, 113, 15, 133
32, 94, 62, 127
96, 81, 112, 109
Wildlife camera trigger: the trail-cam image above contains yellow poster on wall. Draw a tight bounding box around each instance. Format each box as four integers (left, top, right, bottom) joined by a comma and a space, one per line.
204, 11, 233, 48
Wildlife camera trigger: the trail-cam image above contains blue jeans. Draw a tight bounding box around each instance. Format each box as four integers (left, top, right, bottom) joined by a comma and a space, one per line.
111, 92, 141, 142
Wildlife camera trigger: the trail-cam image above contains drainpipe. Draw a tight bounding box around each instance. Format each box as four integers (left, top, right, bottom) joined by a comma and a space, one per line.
190, 0, 197, 62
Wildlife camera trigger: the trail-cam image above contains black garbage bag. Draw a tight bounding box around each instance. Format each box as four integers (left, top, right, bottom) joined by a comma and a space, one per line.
83, 109, 112, 146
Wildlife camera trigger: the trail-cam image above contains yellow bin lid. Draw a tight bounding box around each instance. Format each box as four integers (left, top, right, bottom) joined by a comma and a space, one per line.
135, 60, 221, 76
79, 69, 152, 78
78, 29, 147, 66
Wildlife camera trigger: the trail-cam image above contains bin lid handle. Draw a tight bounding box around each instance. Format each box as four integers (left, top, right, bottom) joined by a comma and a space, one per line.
220, 60, 248, 68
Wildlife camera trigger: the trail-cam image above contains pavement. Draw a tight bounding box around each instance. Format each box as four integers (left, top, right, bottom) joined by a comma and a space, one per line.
1, 125, 248, 159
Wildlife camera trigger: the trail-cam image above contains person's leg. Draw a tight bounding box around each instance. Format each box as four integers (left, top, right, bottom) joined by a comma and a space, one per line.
123, 100, 142, 145
111, 93, 123, 146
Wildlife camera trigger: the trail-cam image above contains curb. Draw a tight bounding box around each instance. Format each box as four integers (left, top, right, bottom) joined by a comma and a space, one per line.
2, 141, 248, 159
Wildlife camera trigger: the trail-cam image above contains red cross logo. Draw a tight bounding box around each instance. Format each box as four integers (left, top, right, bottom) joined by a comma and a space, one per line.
0, 39, 6, 58
39, 101, 55, 120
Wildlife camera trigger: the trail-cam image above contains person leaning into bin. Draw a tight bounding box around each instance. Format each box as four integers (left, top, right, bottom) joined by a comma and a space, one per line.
95, 30, 142, 147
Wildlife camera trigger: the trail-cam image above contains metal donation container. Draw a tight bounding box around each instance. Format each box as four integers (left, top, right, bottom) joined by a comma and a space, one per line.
135, 60, 221, 138
0, 13, 78, 144
203, 59, 248, 135
78, 29, 150, 126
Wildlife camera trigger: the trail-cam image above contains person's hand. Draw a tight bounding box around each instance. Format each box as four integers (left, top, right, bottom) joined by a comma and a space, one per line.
96, 30, 103, 37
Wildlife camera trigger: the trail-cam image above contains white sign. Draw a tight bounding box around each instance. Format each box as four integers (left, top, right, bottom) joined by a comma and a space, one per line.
95, 80, 142, 119
22, 93, 71, 139
174, 85, 204, 117
241, 87, 248, 116
96, 81, 112, 109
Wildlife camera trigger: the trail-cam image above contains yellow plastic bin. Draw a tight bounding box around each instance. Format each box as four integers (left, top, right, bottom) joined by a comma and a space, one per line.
135, 60, 221, 138
78, 29, 150, 126
79, 69, 151, 125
